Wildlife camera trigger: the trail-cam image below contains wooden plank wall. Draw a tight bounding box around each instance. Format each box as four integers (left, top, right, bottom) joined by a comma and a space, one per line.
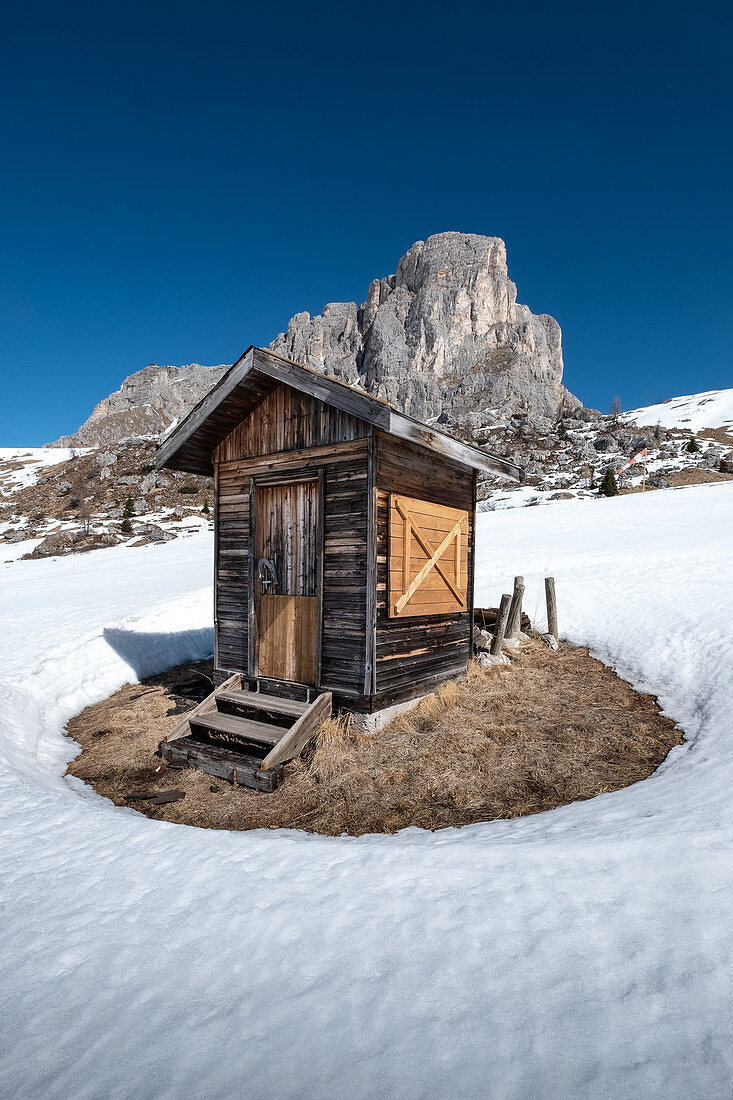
374, 432, 475, 708
215, 383, 369, 463
215, 438, 370, 701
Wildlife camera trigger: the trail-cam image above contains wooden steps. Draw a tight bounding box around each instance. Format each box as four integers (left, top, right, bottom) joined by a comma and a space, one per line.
190, 710, 283, 747
215, 689, 308, 719
158, 675, 332, 792
160, 738, 284, 793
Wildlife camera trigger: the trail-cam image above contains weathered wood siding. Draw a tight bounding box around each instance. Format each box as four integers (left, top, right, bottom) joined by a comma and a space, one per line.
215, 382, 368, 463
214, 382, 371, 701
374, 432, 476, 707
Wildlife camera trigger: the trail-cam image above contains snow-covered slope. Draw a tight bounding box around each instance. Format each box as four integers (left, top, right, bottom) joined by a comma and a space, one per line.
1, 483, 733, 1097
626, 387, 733, 433
0, 446, 87, 493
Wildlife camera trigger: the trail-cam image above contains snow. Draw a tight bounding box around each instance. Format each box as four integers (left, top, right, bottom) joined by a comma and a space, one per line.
2, 483, 733, 1097
626, 388, 733, 433
0, 446, 88, 492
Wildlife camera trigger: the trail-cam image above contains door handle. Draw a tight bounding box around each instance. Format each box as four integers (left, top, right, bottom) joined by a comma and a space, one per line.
258, 557, 278, 592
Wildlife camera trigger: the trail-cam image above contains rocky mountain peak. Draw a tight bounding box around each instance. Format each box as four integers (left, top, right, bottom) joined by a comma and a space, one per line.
49, 232, 578, 448
271, 231, 578, 429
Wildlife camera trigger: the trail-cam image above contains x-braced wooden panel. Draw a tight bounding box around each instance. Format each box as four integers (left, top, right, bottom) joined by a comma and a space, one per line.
388, 494, 469, 618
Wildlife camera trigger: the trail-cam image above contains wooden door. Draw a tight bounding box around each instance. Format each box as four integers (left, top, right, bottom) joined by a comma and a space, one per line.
254, 480, 319, 684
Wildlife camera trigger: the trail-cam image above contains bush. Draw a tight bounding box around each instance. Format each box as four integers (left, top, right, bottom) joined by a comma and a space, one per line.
202, 501, 210, 515
599, 468, 619, 497
686, 438, 700, 453
178, 485, 198, 495
558, 421, 567, 440
720, 458, 731, 474
120, 518, 133, 535
123, 497, 135, 518
140, 463, 155, 474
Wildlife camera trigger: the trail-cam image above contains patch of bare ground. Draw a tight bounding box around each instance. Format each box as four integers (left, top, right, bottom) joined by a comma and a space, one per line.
669, 467, 733, 487
699, 426, 733, 448
65, 636, 684, 836
620, 467, 733, 495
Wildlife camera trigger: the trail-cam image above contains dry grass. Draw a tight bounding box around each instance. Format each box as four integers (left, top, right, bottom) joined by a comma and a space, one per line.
699, 426, 733, 448
669, 467, 733, 487
66, 636, 684, 836
620, 466, 733, 495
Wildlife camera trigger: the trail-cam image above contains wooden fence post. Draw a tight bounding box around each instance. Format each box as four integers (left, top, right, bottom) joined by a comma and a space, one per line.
506, 575, 525, 639
545, 577, 559, 642
490, 593, 512, 656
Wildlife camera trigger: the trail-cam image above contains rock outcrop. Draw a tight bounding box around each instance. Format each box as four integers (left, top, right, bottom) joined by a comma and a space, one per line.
49, 363, 229, 448
50, 232, 578, 448
271, 233, 579, 428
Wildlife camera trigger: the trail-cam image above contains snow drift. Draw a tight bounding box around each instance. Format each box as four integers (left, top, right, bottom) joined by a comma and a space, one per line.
1, 483, 733, 1098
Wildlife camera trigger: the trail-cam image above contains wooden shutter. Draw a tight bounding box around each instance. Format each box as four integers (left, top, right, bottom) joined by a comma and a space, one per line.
388, 494, 469, 618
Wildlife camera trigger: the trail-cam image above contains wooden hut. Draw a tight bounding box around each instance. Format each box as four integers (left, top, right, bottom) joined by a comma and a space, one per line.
156, 347, 519, 790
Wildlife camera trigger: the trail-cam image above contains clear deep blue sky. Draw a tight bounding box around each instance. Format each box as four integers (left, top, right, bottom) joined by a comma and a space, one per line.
2, 0, 731, 445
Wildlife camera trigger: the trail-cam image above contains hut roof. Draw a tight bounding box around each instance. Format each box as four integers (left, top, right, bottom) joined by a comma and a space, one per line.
156, 346, 520, 479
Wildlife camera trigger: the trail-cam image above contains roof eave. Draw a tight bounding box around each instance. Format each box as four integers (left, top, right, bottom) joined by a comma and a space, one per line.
386, 412, 521, 481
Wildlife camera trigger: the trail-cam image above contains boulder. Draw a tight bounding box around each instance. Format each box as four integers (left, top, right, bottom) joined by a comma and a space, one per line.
576, 408, 602, 423
6, 528, 37, 544
30, 531, 79, 555
133, 523, 175, 543
94, 451, 117, 468
27, 530, 120, 558
139, 472, 158, 494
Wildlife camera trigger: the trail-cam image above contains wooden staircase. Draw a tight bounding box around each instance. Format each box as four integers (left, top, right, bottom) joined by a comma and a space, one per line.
158, 674, 332, 792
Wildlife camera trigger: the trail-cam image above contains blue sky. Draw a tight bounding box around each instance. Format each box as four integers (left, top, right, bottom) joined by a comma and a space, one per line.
1, 0, 731, 445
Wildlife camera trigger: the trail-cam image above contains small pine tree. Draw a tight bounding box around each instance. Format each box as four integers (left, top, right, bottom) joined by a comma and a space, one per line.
686, 437, 700, 453
120, 517, 133, 535
599, 467, 619, 497
123, 496, 135, 518
719, 457, 731, 474
558, 420, 567, 440
202, 500, 210, 516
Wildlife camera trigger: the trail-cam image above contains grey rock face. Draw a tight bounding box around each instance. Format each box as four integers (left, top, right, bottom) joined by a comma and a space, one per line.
271, 233, 579, 429
49, 363, 229, 448
49, 233, 579, 449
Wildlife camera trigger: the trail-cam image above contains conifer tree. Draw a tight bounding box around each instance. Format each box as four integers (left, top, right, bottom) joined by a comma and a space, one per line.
599, 467, 619, 497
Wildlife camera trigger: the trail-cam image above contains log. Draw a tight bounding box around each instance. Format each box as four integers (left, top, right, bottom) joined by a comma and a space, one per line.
545, 576, 559, 642
506, 575, 525, 639
490, 593, 512, 656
